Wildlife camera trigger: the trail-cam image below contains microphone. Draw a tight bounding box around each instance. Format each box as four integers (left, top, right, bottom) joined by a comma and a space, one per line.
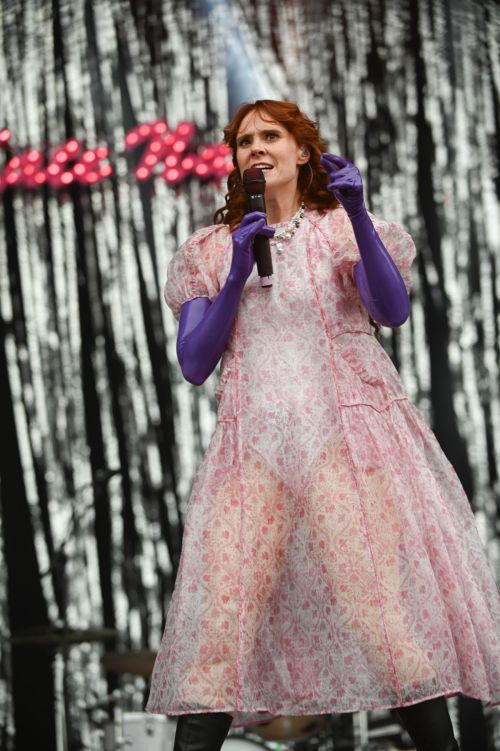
242, 167, 273, 287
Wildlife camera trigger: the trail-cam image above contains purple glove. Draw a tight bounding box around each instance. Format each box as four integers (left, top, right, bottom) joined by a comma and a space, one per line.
320, 152, 410, 327
176, 212, 274, 385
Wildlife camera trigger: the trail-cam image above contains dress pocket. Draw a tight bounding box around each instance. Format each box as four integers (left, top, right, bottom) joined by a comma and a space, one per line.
331, 332, 408, 412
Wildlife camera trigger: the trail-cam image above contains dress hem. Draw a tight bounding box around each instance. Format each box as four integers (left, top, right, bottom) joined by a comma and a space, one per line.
145, 688, 500, 728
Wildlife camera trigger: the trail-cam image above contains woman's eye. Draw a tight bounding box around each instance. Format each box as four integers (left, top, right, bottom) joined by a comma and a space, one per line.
238, 138, 250, 146
267, 133, 278, 140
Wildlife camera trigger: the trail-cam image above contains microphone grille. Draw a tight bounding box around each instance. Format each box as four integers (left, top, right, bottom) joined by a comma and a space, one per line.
242, 167, 266, 195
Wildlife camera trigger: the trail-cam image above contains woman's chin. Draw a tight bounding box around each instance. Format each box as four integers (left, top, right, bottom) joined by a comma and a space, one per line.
263, 178, 298, 200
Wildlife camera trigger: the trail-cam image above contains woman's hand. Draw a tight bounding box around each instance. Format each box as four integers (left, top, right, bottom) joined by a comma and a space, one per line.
320, 153, 366, 219
229, 211, 275, 283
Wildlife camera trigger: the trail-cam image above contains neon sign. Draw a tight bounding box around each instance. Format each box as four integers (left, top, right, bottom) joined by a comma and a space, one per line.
0, 119, 233, 192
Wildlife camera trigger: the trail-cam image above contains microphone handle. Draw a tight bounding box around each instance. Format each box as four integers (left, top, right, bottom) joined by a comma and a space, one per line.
247, 193, 274, 279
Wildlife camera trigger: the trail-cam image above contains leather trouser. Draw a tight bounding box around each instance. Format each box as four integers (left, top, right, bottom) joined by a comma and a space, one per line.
172, 711, 233, 751
395, 696, 460, 751
172, 696, 459, 751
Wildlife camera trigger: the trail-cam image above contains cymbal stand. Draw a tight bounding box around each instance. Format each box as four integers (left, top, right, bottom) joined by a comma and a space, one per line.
51, 548, 72, 751
82, 690, 122, 751
356, 710, 369, 750
103, 690, 125, 751
44, 545, 85, 750
354, 708, 407, 750
53, 645, 68, 751
40, 477, 117, 751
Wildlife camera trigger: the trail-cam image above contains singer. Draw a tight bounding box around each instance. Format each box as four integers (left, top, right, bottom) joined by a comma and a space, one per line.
146, 100, 500, 751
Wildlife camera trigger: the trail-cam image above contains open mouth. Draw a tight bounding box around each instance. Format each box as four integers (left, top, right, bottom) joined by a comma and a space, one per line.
252, 163, 273, 170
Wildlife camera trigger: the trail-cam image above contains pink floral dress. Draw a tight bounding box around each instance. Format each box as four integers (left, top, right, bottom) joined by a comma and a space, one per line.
146, 207, 500, 728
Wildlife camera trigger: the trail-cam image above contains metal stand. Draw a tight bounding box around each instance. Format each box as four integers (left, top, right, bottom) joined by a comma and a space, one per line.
53, 649, 68, 751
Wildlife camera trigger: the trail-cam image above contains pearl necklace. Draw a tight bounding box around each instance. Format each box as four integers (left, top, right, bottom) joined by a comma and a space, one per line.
270, 202, 305, 254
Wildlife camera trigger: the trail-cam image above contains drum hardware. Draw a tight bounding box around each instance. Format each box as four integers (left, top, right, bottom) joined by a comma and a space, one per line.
11, 623, 118, 751
102, 708, 175, 751
250, 714, 328, 741
227, 714, 333, 751
84, 689, 128, 750
223, 738, 268, 749
82, 691, 125, 714
83, 682, 176, 750
355, 709, 406, 750
80, 691, 123, 751
30, 479, 120, 751
11, 625, 117, 646
101, 649, 157, 677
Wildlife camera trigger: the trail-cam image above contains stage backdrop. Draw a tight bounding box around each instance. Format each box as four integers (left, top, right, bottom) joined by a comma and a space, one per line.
0, 0, 499, 748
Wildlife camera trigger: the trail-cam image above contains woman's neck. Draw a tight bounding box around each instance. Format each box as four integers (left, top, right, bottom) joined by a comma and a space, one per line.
265, 189, 303, 224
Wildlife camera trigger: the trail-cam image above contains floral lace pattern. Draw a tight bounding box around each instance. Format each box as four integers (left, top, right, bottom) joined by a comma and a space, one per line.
147, 208, 500, 728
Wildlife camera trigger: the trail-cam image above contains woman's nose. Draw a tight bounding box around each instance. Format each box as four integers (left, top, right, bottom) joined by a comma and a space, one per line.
250, 141, 266, 155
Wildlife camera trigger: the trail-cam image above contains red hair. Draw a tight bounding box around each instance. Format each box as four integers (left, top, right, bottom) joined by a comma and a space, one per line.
213, 100, 338, 229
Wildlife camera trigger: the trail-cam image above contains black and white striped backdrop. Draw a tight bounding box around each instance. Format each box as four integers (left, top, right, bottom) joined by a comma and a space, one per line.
0, 1, 499, 748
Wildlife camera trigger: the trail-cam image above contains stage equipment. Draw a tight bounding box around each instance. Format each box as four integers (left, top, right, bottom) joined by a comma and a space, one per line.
251, 714, 328, 741
222, 739, 267, 750
11, 625, 117, 646
12, 624, 117, 751
103, 710, 174, 751
102, 649, 157, 678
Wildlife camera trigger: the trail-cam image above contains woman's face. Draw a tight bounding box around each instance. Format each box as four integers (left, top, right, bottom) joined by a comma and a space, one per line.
235, 109, 304, 197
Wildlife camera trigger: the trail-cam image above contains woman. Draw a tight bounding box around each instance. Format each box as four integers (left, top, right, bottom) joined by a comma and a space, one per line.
146, 100, 500, 751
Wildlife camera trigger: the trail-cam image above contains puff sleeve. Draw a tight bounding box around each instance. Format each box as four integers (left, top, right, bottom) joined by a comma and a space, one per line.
368, 213, 417, 295
164, 225, 228, 321
314, 207, 416, 296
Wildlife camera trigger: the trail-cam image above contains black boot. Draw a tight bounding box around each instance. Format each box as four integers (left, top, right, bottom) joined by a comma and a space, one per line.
173, 712, 233, 751
396, 696, 459, 751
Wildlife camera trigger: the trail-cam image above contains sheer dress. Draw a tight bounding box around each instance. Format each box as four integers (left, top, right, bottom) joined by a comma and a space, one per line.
146, 207, 500, 728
